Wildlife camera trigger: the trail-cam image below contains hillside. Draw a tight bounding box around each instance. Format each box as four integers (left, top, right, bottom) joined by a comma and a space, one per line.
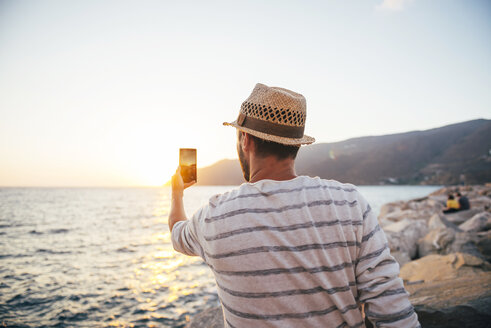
196, 159, 243, 185
196, 119, 491, 186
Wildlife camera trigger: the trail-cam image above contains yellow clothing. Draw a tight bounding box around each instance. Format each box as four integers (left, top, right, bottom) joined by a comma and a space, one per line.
447, 199, 460, 209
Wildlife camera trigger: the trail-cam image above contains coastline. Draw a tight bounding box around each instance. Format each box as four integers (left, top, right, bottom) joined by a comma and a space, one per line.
187, 184, 491, 328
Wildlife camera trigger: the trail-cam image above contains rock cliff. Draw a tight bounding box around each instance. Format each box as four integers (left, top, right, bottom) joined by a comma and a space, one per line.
196, 119, 491, 186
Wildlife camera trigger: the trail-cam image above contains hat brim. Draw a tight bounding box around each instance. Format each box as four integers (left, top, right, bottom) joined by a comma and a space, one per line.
223, 120, 315, 146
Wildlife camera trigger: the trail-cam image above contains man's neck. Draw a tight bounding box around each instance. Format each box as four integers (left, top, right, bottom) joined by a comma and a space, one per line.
248, 156, 297, 183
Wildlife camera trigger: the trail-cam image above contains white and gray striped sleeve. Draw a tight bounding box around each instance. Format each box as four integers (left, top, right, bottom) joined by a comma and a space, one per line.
354, 192, 420, 328
171, 208, 205, 257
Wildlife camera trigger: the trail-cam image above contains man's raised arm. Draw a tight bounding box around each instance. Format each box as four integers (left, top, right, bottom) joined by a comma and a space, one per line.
168, 167, 195, 232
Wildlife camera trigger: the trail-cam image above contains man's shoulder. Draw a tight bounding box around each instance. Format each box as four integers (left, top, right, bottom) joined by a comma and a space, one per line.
250, 175, 359, 195
317, 177, 357, 190
302, 176, 359, 194
206, 184, 251, 209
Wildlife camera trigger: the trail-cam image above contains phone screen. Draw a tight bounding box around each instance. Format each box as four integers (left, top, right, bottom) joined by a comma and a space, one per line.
179, 148, 197, 183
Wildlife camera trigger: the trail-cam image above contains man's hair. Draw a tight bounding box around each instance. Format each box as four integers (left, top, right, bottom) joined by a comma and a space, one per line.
456, 192, 462, 197
448, 194, 455, 200
244, 133, 300, 160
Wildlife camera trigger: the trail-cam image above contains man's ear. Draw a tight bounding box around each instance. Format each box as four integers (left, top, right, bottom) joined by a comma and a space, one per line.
241, 132, 253, 152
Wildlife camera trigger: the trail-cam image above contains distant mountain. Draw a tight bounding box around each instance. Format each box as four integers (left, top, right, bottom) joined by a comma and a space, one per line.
196, 119, 491, 186
196, 159, 243, 185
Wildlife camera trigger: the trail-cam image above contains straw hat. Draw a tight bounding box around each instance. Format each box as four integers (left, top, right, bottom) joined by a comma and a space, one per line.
223, 83, 315, 145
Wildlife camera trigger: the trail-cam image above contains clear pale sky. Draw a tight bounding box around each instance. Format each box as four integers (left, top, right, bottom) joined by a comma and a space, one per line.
0, 0, 490, 187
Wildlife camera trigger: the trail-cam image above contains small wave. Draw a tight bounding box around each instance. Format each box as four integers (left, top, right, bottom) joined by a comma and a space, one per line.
68, 293, 102, 302
116, 247, 136, 253
3, 274, 31, 281
58, 309, 89, 322
48, 228, 69, 234
0, 254, 29, 259
36, 249, 71, 255
29, 230, 43, 235
6, 293, 23, 304
132, 308, 147, 315
68, 295, 80, 301
0, 223, 24, 228
7, 294, 65, 307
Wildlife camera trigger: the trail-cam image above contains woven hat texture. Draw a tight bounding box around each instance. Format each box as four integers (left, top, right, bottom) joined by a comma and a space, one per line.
223, 83, 315, 145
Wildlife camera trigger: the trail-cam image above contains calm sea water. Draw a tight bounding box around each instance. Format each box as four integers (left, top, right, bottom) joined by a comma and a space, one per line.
0, 185, 440, 327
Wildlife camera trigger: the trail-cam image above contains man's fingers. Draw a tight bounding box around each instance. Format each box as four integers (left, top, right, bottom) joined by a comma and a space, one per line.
172, 166, 195, 191
172, 166, 184, 187
183, 181, 196, 189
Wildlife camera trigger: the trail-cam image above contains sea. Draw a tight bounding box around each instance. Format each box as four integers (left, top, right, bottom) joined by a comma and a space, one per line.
0, 185, 441, 327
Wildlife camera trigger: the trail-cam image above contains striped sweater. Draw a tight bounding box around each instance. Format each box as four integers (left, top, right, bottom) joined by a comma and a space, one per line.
172, 176, 420, 327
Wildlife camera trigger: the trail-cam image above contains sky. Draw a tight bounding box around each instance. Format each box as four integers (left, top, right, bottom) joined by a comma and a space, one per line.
0, 0, 490, 187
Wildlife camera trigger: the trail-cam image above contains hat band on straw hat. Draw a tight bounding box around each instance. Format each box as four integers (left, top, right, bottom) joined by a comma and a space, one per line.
236, 112, 305, 138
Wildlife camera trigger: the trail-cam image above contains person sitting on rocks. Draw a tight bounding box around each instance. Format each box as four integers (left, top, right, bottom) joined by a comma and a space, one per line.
456, 192, 470, 210
443, 194, 460, 213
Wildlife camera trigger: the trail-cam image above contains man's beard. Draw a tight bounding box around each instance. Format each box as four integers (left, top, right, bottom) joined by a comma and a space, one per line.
238, 145, 250, 182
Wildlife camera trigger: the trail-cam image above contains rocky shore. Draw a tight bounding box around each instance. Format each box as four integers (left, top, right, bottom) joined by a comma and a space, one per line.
187, 185, 491, 328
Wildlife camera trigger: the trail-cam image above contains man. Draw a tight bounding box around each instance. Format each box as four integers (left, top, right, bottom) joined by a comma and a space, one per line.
456, 192, 470, 211
170, 83, 420, 327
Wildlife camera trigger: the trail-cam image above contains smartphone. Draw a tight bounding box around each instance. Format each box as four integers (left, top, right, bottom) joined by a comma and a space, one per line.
179, 148, 197, 183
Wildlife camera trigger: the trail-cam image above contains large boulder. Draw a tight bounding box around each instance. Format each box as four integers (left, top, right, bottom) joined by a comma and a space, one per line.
418, 228, 456, 258
428, 213, 460, 230
379, 201, 406, 219
478, 186, 491, 197
379, 198, 440, 223
406, 197, 444, 214
459, 212, 491, 232
417, 227, 482, 258
390, 251, 412, 268
400, 253, 491, 283
379, 196, 445, 226
384, 219, 427, 260
444, 208, 483, 225
423, 197, 446, 210
378, 217, 393, 228
427, 213, 445, 230
401, 253, 491, 328
476, 230, 491, 262
406, 272, 491, 328
470, 196, 491, 211
381, 207, 434, 223
383, 209, 419, 222
187, 306, 223, 328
